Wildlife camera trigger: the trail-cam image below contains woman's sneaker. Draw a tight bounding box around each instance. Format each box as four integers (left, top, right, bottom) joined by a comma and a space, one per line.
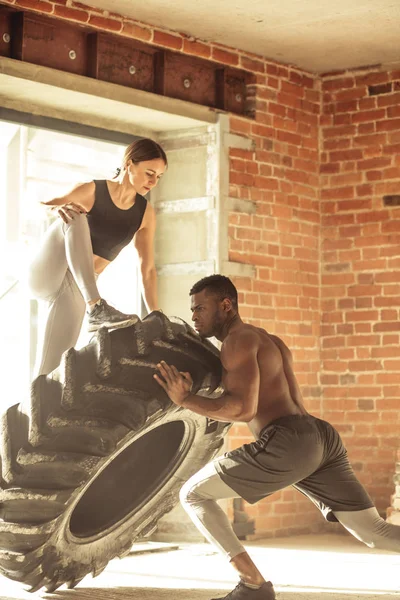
212, 581, 275, 600
88, 299, 139, 332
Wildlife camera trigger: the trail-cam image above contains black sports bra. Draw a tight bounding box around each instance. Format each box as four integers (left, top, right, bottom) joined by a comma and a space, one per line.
87, 180, 147, 261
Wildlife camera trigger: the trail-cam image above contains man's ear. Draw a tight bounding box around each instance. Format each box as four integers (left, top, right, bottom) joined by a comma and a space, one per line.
221, 298, 232, 312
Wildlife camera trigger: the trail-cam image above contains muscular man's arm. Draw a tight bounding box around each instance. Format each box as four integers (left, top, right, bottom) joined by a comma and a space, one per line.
154, 330, 260, 422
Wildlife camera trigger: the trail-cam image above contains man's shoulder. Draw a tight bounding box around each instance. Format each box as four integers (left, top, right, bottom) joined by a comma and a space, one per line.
224, 327, 288, 358
222, 325, 261, 353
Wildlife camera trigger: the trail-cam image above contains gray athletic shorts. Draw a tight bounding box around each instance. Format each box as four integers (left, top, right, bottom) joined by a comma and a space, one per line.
215, 414, 374, 521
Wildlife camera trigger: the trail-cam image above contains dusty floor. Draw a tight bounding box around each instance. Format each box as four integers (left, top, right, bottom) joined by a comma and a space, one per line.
1, 533, 399, 600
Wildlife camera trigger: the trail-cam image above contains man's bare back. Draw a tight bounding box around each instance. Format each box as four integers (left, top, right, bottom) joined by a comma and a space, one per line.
221, 324, 308, 438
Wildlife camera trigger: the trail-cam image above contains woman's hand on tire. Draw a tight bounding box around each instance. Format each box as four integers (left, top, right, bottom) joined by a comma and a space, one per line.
154, 361, 193, 406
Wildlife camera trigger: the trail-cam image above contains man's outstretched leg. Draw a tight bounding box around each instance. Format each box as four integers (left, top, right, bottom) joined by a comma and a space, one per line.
295, 419, 400, 554
180, 461, 276, 600
334, 507, 400, 552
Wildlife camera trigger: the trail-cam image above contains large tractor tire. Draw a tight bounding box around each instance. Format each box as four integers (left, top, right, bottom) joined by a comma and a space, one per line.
0, 311, 229, 592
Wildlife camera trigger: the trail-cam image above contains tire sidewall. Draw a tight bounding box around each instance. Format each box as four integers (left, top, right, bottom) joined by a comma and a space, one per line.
40, 409, 228, 581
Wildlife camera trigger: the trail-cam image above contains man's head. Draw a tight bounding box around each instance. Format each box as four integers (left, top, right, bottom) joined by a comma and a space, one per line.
189, 275, 238, 338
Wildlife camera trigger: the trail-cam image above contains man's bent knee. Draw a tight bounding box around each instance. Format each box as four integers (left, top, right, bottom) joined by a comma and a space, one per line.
180, 477, 203, 507
180, 461, 224, 507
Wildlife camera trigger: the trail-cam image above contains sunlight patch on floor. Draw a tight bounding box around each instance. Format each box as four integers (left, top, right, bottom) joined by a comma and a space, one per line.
0, 535, 399, 598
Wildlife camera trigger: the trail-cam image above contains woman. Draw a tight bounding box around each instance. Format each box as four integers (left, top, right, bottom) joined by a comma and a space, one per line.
28, 137, 167, 376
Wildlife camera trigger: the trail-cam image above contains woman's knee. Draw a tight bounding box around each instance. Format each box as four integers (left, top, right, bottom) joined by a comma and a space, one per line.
62, 212, 89, 234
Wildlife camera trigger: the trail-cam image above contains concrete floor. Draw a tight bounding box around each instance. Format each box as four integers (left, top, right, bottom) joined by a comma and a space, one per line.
1, 534, 399, 600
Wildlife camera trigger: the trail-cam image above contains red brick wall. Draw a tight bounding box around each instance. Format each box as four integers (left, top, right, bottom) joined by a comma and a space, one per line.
2, 0, 399, 538
321, 69, 400, 515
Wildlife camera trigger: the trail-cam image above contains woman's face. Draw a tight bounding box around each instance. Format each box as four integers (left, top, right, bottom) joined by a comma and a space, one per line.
127, 158, 166, 195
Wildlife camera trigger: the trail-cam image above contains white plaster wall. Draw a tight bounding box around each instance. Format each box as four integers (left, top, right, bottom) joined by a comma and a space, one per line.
156, 145, 208, 202
153, 127, 219, 321
155, 213, 208, 265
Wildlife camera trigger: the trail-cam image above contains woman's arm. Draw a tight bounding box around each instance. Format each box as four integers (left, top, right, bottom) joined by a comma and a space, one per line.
41, 182, 95, 222
133, 202, 159, 312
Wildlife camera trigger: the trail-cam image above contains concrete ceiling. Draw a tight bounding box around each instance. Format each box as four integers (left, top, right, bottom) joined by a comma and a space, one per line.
83, 0, 400, 73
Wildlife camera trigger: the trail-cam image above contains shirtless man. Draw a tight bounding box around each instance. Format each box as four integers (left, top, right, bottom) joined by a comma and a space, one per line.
154, 274, 400, 600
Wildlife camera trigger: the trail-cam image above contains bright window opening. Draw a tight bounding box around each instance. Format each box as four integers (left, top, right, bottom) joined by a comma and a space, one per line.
0, 121, 141, 407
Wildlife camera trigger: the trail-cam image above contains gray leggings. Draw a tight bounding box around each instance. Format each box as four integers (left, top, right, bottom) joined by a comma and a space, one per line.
28, 213, 100, 376
180, 460, 400, 560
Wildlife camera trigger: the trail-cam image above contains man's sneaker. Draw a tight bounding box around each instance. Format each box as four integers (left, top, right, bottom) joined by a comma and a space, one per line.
212, 581, 275, 600
87, 299, 139, 332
